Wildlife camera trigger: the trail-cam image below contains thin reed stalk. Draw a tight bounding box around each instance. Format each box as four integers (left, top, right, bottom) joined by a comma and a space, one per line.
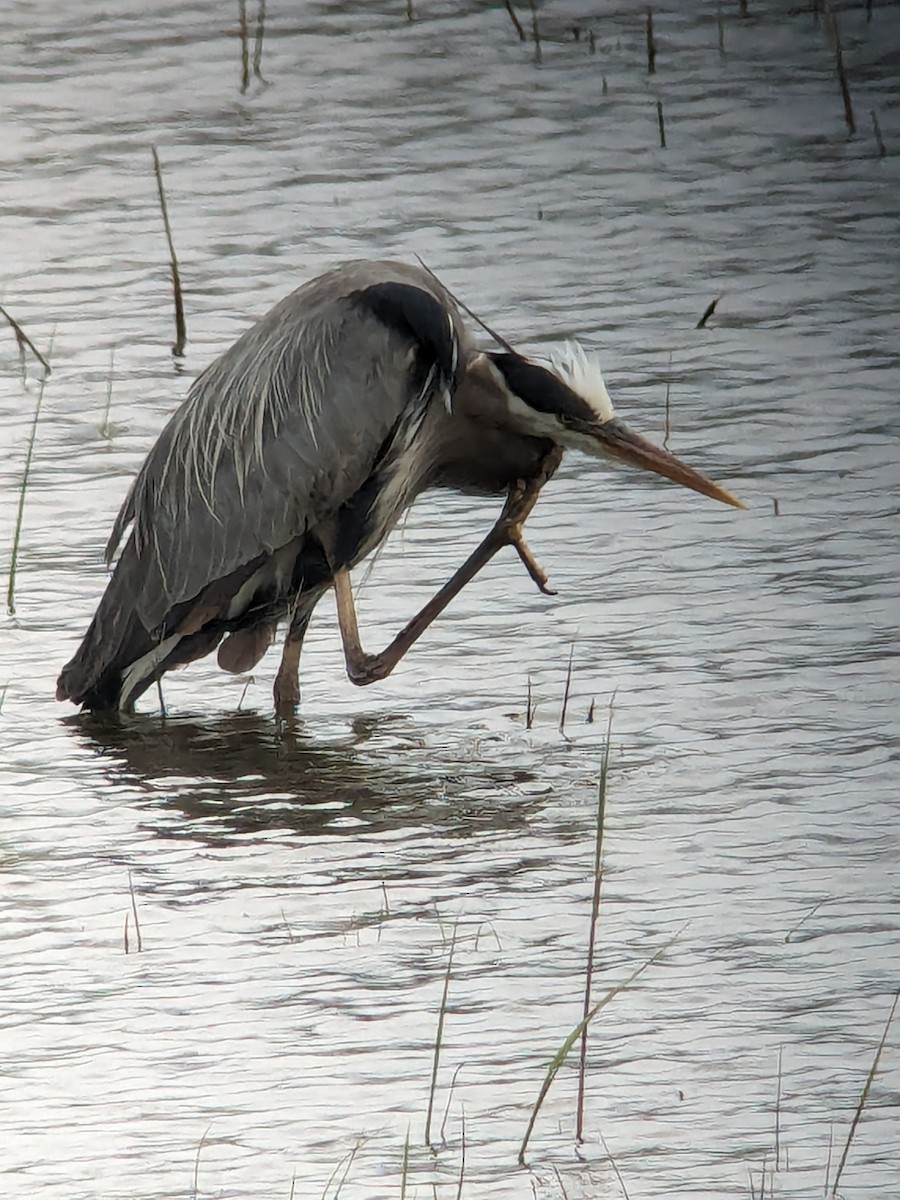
823, 1, 855, 134
252, 0, 268, 84
656, 100, 666, 148
100, 347, 115, 438
128, 870, 143, 952
151, 145, 187, 356
598, 1129, 631, 1200
323, 1137, 365, 1199
455, 1107, 466, 1199
830, 989, 899, 1195
696, 297, 720, 329
191, 1124, 211, 1200
784, 899, 823, 943
518, 932, 679, 1164
646, 8, 656, 74
529, 0, 541, 63
824, 1123, 834, 1195
238, 0, 250, 91
425, 924, 458, 1146
7, 372, 48, 616
576, 703, 614, 1141
400, 1127, 410, 1198
774, 1046, 783, 1170
871, 110, 885, 156
0, 305, 51, 377
663, 379, 672, 449
558, 645, 575, 738
440, 1064, 464, 1142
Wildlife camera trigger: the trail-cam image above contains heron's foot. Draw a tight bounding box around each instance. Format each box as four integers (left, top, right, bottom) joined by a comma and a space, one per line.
511, 531, 557, 595
273, 668, 300, 719
495, 447, 563, 595
345, 653, 392, 688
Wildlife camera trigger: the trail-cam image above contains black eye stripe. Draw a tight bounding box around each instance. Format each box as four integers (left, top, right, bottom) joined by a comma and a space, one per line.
487, 352, 595, 422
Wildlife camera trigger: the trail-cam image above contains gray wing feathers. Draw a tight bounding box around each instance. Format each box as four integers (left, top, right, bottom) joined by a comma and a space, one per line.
109, 261, 459, 632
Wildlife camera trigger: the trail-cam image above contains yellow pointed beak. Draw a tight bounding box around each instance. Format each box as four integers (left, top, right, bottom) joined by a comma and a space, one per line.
591, 419, 746, 509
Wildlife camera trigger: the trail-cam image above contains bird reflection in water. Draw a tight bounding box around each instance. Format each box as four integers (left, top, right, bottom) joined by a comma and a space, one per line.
65, 711, 542, 842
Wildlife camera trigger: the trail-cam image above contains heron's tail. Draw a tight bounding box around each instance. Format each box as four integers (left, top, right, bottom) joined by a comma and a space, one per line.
56, 546, 160, 712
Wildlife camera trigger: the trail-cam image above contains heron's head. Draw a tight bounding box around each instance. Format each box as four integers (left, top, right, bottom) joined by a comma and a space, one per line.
480, 343, 744, 509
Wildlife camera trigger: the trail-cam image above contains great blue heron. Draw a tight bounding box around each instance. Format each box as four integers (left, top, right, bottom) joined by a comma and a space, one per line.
57, 260, 743, 717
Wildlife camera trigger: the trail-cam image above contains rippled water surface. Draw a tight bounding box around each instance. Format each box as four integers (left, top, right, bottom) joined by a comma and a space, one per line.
2, 2, 899, 1197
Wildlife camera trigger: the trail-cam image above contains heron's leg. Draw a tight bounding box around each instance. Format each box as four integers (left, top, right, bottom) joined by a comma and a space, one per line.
334, 449, 562, 687
273, 605, 314, 719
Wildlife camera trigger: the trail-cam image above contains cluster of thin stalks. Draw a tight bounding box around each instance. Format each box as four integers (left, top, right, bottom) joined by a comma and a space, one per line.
495, 1, 884, 157
526, 643, 603, 736
408, 703, 672, 1196
749, 988, 898, 1199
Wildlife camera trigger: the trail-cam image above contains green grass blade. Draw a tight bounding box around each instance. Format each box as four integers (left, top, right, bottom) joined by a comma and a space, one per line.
518, 931, 680, 1165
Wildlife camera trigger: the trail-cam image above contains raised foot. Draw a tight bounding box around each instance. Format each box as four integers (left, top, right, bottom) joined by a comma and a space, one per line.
496, 451, 562, 595
333, 447, 562, 689
346, 655, 392, 688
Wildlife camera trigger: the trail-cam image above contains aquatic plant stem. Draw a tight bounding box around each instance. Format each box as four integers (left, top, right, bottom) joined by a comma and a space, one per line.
0, 304, 51, 377
830, 989, 899, 1195
425, 923, 458, 1145
151, 145, 187, 356
7, 371, 48, 615
576, 701, 614, 1141
518, 931, 679, 1164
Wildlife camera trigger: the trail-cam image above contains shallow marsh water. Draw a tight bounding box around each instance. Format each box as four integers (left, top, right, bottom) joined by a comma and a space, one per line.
1, 2, 899, 1197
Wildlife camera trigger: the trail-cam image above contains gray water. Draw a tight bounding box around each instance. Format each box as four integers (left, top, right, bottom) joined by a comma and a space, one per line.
1, 2, 899, 1198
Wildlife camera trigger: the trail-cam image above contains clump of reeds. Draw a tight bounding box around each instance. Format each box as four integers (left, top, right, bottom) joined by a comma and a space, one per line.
238, 0, 268, 91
